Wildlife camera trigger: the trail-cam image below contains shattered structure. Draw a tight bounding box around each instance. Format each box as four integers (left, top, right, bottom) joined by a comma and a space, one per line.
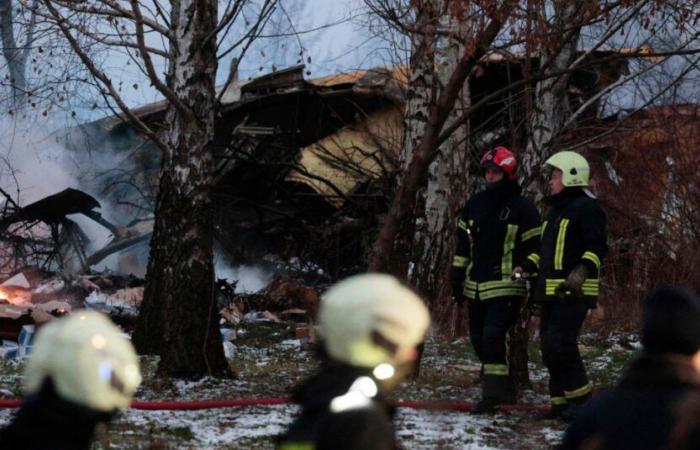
59, 52, 632, 279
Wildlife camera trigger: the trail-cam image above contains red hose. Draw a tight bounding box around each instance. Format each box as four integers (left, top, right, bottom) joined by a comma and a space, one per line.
0, 397, 549, 412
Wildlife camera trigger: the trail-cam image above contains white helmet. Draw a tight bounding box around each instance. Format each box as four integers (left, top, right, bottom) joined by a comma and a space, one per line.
24, 311, 142, 412
317, 273, 430, 368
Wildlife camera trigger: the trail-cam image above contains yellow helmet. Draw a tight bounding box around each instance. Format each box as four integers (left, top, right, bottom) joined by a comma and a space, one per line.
545, 151, 590, 187
317, 273, 430, 369
24, 311, 142, 412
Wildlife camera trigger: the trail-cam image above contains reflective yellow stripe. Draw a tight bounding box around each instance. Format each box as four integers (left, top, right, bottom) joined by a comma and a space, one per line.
458, 219, 468, 232
565, 384, 592, 399
541, 221, 548, 237
545, 279, 599, 296
468, 219, 474, 226
554, 219, 569, 270
279, 443, 315, 450
551, 396, 568, 406
521, 226, 541, 241
479, 287, 527, 300
463, 279, 527, 300
452, 255, 469, 268
501, 224, 518, 278
464, 280, 477, 299
484, 363, 509, 376
582, 251, 601, 269
478, 280, 516, 290
527, 253, 540, 267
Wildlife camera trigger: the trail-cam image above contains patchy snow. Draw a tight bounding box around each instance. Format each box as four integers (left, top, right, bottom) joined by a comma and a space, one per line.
0, 328, 646, 448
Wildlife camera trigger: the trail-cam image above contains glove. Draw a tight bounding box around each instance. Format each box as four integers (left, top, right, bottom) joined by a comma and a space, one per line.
555, 264, 588, 299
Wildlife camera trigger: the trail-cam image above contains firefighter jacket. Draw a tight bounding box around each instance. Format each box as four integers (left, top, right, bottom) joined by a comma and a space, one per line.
452, 180, 541, 301
523, 187, 607, 307
276, 360, 397, 450
560, 353, 700, 450
0, 379, 113, 450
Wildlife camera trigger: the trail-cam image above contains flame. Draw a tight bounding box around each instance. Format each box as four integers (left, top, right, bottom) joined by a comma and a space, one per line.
0, 288, 30, 306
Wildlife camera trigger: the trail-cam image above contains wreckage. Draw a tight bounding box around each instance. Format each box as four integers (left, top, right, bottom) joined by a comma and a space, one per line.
61, 51, 632, 279
0, 187, 152, 276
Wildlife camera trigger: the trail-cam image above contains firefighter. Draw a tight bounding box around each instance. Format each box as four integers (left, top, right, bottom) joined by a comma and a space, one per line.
276, 273, 430, 450
515, 150, 607, 420
0, 311, 142, 450
451, 146, 541, 413
560, 285, 700, 450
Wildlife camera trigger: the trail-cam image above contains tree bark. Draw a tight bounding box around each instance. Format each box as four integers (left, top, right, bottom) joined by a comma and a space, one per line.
133, 0, 229, 378
368, 2, 514, 273
521, 0, 586, 198
386, 0, 438, 280
0, 0, 30, 108
412, 9, 470, 317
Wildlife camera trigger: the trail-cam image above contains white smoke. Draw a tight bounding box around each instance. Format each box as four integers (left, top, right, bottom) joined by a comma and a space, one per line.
0, 118, 123, 271
214, 247, 272, 293
0, 120, 78, 205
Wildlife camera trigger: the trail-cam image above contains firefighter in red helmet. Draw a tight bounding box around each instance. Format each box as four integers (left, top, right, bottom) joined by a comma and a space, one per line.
451, 146, 541, 413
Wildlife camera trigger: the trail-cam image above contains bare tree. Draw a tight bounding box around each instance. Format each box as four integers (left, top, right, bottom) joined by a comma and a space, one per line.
26, 0, 278, 377
367, 0, 517, 275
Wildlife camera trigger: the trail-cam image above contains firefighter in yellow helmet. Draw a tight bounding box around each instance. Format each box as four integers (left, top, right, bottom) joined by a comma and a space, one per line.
276, 273, 430, 450
0, 311, 142, 450
514, 150, 607, 421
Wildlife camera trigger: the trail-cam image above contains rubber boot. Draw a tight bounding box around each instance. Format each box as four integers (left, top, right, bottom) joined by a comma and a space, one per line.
471, 375, 513, 414
540, 403, 568, 420
560, 392, 592, 422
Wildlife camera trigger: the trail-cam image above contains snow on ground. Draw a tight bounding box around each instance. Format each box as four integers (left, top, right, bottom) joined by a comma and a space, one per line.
0, 325, 638, 449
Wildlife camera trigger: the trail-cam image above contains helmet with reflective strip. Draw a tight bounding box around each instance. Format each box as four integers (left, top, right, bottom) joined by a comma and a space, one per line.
480, 146, 518, 181
24, 311, 142, 412
545, 150, 590, 187
317, 273, 430, 368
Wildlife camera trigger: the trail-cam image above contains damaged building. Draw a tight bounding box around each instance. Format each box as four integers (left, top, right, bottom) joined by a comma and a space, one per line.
55, 51, 634, 279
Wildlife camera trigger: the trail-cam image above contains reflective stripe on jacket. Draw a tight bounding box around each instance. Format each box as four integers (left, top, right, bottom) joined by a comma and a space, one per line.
452, 181, 541, 300
525, 188, 607, 306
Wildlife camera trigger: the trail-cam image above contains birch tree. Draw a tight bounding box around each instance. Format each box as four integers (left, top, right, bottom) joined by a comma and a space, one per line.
29, 0, 277, 377
367, 0, 518, 275
412, 6, 471, 315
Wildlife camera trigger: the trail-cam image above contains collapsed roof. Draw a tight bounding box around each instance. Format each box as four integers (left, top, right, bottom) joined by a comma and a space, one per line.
61, 51, 635, 276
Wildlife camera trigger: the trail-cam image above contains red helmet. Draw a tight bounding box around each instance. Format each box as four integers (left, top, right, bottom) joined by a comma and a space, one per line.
480, 146, 518, 181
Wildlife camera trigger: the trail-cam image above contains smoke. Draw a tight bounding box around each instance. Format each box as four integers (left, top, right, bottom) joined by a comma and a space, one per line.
0, 120, 78, 205
0, 118, 125, 270
214, 247, 272, 293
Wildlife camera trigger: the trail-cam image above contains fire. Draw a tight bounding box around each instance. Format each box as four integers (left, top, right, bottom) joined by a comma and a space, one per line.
0, 288, 31, 306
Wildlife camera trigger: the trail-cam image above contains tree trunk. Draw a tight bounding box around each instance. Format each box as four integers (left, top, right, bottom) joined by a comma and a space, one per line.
368, 3, 513, 274
412, 12, 470, 318
510, 0, 586, 389
521, 0, 585, 197
382, 0, 437, 280
0, 0, 28, 108
133, 0, 229, 378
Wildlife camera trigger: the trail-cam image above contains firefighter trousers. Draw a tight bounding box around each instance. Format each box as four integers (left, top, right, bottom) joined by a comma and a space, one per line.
468, 296, 522, 401
539, 299, 591, 406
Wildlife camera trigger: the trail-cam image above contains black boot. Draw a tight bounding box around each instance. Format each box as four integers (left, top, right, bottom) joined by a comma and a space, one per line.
560, 393, 592, 422
540, 403, 568, 420
471, 375, 514, 414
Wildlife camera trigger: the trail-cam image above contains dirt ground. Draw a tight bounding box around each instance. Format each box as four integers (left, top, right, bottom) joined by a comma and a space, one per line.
0, 319, 640, 449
